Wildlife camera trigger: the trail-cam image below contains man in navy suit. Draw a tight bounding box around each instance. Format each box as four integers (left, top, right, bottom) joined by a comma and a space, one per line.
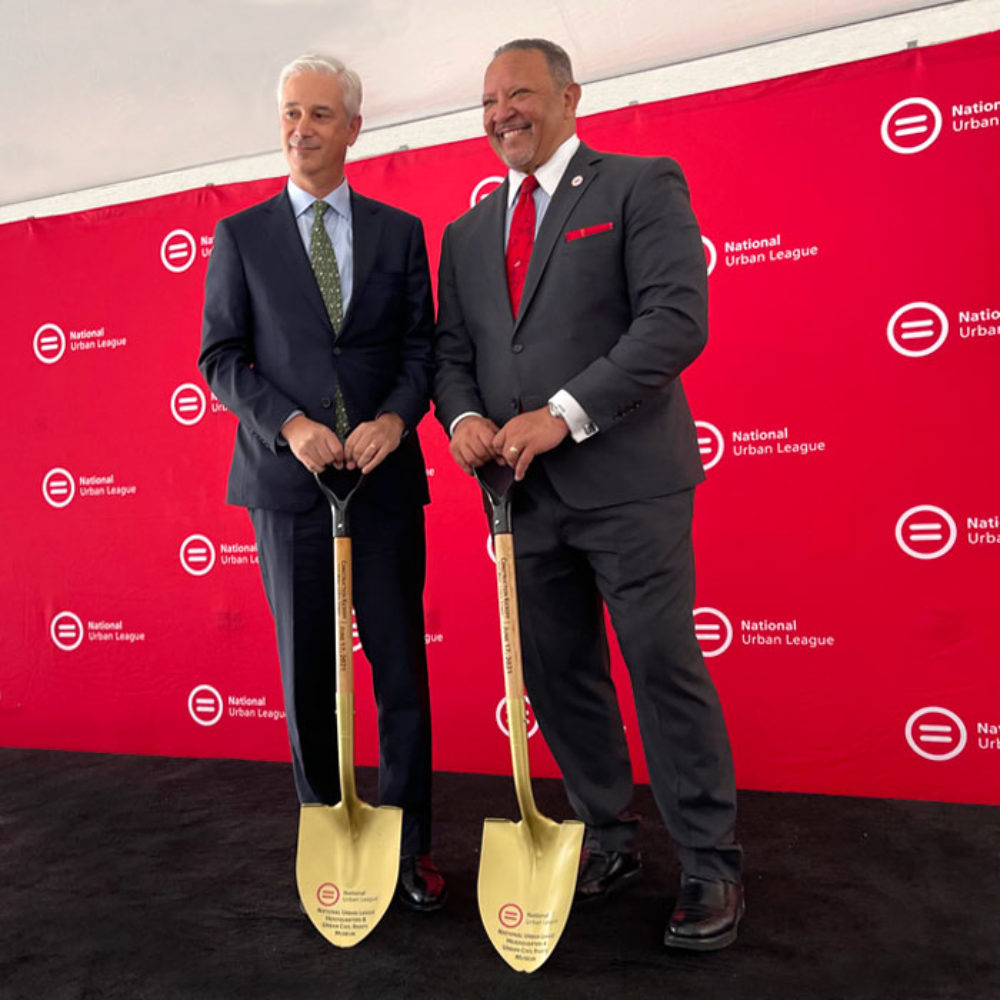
199, 53, 444, 910
434, 39, 742, 947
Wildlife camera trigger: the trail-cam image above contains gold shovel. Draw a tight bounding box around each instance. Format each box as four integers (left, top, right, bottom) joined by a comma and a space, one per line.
295, 467, 402, 947
475, 463, 585, 973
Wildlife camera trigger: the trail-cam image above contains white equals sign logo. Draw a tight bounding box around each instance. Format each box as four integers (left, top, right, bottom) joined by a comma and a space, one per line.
880, 98, 942, 155
171, 383, 207, 425
470, 176, 504, 208
886, 302, 948, 358
33, 323, 67, 364
693, 607, 733, 658
179, 534, 216, 576
42, 468, 76, 508
351, 609, 364, 653
895, 505, 957, 560
694, 420, 724, 471
701, 236, 717, 277
905, 706, 967, 761
160, 229, 197, 273
50, 611, 84, 651
188, 684, 224, 726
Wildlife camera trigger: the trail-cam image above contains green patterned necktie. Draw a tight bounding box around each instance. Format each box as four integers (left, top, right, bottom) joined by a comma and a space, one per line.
309, 200, 351, 440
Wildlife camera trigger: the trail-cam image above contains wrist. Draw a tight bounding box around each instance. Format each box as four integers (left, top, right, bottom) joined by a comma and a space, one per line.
377, 411, 405, 434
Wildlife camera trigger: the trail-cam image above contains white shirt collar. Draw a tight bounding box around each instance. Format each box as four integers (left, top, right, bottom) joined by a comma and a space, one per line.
287, 176, 352, 221
506, 134, 581, 206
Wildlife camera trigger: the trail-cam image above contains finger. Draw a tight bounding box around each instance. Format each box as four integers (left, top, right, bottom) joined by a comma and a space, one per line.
348, 436, 378, 470
450, 438, 473, 474
514, 445, 534, 481
327, 439, 346, 470
360, 441, 387, 475
500, 441, 522, 469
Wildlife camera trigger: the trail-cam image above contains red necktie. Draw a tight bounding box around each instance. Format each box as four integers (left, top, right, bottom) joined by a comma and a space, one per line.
506, 174, 539, 316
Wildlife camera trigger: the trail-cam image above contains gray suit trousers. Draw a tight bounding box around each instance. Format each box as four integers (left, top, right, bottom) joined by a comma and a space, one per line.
510, 467, 742, 882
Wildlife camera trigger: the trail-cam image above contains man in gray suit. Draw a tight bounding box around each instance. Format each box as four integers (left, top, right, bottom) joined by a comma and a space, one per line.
434, 38, 743, 949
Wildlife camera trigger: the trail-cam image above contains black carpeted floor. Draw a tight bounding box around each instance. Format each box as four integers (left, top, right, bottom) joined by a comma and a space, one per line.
1, 748, 998, 1000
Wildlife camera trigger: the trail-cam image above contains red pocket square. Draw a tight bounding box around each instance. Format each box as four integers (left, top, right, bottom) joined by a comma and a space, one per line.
565, 222, 614, 242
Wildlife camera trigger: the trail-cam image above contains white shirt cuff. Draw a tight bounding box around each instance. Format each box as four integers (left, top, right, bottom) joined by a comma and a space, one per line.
449, 410, 482, 437
549, 390, 598, 443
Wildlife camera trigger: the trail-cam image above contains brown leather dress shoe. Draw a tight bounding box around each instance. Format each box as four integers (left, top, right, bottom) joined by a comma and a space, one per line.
664, 875, 744, 951
396, 854, 447, 912
575, 849, 642, 902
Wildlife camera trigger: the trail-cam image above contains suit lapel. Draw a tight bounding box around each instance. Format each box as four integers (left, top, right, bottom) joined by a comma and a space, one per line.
515, 144, 600, 331
263, 189, 334, 334
476, 180, 515, 329
344, 191, 383, 336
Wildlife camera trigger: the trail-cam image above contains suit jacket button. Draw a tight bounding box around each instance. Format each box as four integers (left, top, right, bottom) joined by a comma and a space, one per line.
321, 397, 332, 408
332, 346, 342, 356
512, 344, 523, 354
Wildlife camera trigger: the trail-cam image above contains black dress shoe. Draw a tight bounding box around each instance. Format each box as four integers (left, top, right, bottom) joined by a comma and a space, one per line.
575, 849, 642, 902
664, 875, 744, 951
396, 854, 447, 912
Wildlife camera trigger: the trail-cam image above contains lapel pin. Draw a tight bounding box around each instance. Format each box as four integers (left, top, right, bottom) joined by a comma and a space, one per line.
571, 175, 583, 187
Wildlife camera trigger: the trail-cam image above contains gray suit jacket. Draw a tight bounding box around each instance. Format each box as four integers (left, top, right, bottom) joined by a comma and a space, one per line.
433, 142, 708, 510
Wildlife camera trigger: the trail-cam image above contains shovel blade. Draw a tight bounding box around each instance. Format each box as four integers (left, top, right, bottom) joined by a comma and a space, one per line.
296, 801, 403, 947
477, 815, 585, 972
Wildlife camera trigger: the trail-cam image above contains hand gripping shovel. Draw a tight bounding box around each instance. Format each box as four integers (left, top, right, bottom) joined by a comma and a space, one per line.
295, 466, 402, 947
475, 463, 584, 973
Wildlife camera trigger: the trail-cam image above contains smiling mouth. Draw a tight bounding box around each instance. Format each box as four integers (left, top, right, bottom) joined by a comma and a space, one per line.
496, 124, 530, 142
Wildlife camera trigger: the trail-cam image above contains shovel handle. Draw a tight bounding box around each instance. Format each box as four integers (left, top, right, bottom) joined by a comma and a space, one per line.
483, 494, 542, 827
493, 533, 535, 798
334, 536, 358, 805
314, 468, 365, 538
316, 468, 364, 809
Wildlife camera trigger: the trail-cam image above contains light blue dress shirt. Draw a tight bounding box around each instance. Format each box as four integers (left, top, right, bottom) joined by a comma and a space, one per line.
287, 177, 353, 311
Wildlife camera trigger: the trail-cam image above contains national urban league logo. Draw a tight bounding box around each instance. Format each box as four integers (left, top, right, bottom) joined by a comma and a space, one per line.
352, 609, 363, 653
171, 383, 207, 425
693, 607, 733, 658
496, 696, 539, 739
160, 229, 197, 272
881, 98, 943, 155
50, 611, 84, 651
470, 176, 504, 208
317, 883, 341, 907
701, 236, 717, 276
33, 323, 67, 364
179, 534, 216, 575
42, 468, 75, 508
905, 706, 967, 761
886, 302, 948, 357
188, 684, 224, 726
694, 420, 724, 471
498, 903, 523, 929
895, 505, 957, 560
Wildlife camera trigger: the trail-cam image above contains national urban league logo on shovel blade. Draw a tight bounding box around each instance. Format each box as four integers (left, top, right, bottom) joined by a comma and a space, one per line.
475, 463, 584, 973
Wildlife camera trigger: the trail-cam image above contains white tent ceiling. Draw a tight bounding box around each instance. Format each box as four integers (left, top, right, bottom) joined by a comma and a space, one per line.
0, 1, 968, 207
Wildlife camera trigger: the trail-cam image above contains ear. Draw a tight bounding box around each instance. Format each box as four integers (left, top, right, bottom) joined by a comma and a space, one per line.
563, 82, 582, 118
347, 115, 363, 146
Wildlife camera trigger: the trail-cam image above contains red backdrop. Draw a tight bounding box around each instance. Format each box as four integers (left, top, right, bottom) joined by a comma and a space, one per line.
3, 31, 998, 805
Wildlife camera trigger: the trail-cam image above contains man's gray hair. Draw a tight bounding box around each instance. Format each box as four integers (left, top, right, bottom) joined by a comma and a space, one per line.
277, 54, 363, 119
493, 39, 575, 88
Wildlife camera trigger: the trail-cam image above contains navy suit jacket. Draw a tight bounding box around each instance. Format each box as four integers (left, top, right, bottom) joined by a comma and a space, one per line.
200, 187, 434, 513
434, 143, 707, 510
